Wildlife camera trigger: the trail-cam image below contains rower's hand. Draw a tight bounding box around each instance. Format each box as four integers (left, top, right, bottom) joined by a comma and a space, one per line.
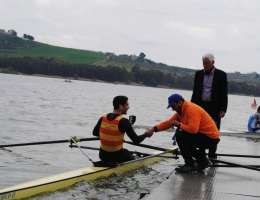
146, 128, 154, 137
146, 127, 155, 134
145, 131, 153, 138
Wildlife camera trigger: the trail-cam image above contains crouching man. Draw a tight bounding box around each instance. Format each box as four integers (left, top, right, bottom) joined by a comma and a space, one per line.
147, 94, 220, 173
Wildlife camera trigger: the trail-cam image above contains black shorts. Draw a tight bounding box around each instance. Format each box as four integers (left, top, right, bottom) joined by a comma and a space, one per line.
99, 148, 135, 162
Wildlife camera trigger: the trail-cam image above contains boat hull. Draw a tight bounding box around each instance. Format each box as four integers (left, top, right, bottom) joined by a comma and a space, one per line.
0, 148, 177, 200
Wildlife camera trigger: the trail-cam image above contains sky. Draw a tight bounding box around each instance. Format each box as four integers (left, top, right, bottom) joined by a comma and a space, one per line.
1, 0, 260, 74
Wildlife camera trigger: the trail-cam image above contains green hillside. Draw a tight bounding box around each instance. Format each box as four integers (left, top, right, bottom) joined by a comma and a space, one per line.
1, 32, 259, 85
95, 53, 260, 84
0, 33, 106, 64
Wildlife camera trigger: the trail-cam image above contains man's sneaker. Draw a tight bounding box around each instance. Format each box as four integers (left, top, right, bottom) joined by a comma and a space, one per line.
197, 158, 212, 171
175, 164, 197, 174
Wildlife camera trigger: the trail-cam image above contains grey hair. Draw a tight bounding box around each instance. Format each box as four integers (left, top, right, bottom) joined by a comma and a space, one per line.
202, 53, 215, 62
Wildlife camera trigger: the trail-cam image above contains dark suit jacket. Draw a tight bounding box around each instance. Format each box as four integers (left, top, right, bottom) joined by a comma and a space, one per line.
191, 67, 228, 120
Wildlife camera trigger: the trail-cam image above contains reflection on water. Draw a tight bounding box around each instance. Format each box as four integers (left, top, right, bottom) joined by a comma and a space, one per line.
0, 73, 259, 199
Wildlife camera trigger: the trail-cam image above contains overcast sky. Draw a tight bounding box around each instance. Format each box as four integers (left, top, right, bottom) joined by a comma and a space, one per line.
1, 0, 260, 73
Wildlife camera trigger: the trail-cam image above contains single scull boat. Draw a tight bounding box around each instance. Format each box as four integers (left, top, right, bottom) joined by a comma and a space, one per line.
0, 147, 178, 200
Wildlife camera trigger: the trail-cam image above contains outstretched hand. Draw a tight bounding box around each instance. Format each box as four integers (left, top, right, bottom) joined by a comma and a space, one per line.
145, 131, 153, 137
146, 128, 154, 137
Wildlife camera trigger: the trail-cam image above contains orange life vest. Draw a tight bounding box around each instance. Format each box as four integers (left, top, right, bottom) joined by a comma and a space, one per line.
100, 114, 124, 152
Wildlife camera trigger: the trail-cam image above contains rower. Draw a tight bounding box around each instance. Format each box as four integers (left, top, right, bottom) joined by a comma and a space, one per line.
248, 106, 260, 133
92, 95, 153, 162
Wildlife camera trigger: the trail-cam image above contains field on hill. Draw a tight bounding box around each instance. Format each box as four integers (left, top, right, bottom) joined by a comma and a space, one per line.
0, 44, 107, 64
1, 33, 259, 86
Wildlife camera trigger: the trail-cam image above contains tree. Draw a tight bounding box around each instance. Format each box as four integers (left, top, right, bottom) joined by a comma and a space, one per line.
8, 30, 17, 36
23, 34, 34, 41
139, 52, 146, 60
27, 35, 34, 41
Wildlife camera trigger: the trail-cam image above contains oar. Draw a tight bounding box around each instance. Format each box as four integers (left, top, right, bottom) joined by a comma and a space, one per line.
0, 137, 100, 148
71, 145, 178, 159
215, 153, 260, 159
211, 164, 260, 168
209, 158, 260, 172
124, 140, 167, 151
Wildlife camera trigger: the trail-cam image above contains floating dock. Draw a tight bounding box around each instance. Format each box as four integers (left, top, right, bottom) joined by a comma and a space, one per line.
142, 136, 260, 200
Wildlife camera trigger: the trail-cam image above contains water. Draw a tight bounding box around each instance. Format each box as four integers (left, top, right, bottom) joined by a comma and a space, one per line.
0, 73, 259, 199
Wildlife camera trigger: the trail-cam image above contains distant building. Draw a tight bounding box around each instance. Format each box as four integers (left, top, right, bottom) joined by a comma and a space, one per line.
0, 29, 7, 34
234, 71, 241, 74
130, 54, 137, 61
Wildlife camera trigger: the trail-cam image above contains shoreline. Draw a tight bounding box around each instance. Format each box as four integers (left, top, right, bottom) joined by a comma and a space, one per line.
0, 71, 257, 96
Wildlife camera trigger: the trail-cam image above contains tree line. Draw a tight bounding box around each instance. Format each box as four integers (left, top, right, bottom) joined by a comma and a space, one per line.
0, 56, 260, 96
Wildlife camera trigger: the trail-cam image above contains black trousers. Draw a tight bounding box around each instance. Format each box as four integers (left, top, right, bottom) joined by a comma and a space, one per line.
99, 148, 134, 162
175, 130, 220, 166
200, 101, 221, 158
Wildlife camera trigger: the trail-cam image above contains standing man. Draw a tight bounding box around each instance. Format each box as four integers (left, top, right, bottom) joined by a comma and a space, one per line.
147, 94, 220, 173
93, 95, 153, 162
191, 53, 228, 159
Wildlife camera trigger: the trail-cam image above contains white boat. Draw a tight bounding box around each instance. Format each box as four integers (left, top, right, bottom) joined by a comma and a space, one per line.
0, 147, 178, 200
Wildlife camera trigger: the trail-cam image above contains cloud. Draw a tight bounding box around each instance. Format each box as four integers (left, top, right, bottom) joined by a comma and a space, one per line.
35, 0, 51, 7
1, 0, 260, 73
226, 26, 240, 36
165, 21, 215, 39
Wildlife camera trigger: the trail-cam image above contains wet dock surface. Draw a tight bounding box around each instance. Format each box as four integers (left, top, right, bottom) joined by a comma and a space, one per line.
142, 136, 260, 200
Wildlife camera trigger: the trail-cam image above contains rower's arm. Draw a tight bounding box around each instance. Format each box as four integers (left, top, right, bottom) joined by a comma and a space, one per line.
120, 118, 148, 144
92, 117, 102, 137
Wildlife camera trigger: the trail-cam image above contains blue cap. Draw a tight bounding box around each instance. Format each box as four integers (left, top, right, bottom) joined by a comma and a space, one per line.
167, 94, 182, 109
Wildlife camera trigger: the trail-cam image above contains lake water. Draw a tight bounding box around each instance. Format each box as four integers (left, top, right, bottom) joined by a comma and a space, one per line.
0, 73, 259, 200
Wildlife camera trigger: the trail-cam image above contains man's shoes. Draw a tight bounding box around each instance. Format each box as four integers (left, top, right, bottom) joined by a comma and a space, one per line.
175, 164, 197, 174
197, 158, 212, 171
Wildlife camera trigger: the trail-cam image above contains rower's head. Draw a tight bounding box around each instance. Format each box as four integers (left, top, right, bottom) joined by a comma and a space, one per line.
257, 106, 260, 113
167, 94, 184, 114
113, 96, 129, 115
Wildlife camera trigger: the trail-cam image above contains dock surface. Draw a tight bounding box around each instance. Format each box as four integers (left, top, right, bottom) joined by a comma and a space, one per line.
143, 136, 260, 200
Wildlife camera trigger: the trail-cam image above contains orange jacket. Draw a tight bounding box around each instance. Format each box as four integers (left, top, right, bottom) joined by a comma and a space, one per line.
100, 114, 124, 152
156, 101, 220, 139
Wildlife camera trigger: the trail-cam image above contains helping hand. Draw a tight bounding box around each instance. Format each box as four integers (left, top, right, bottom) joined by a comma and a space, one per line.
146, 128, 154, 137
171, 120, 180, 127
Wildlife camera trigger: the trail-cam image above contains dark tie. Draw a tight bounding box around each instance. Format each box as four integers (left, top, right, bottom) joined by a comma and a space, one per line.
205, 71, 210, 75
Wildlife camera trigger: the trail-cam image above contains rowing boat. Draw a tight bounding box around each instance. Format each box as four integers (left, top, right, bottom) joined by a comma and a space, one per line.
0, 147, 178, 200
132, 125, 260, 139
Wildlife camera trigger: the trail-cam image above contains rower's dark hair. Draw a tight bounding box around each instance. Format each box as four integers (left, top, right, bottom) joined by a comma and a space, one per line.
258, 106, 260, 111
113, 96, 128, 110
